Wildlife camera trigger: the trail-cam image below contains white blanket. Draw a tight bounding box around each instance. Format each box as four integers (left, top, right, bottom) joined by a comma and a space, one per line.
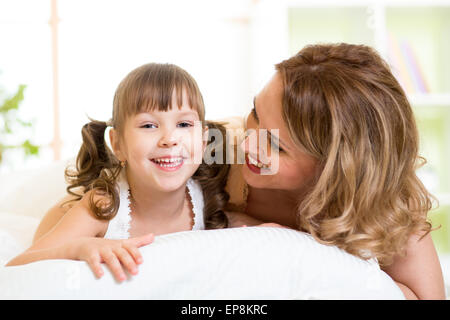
0, 223, 404, 299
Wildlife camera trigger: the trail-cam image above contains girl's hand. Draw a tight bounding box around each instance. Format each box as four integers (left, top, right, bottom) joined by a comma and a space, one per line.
68, 233, 154, 282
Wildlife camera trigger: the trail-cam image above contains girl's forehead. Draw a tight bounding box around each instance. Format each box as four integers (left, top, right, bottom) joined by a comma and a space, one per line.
133, 105, 200, 118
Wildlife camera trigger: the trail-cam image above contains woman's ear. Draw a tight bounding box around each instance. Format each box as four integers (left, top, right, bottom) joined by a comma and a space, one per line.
109, 128, 125, 162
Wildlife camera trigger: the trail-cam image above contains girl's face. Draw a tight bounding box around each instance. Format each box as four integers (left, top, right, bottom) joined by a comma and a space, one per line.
240, 73, 321, 193
111, 92, 207, 193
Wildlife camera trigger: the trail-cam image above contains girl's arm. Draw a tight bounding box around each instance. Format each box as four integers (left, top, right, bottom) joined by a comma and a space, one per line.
7, 195, 107, 265
381, 232, 446, 300
7, 191, 154, 282
32, 194, 77, 244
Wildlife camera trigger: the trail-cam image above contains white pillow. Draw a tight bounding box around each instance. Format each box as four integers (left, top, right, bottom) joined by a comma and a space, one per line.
0, 212, 40, 266
0, 227, 404, 299
0, 160, 69, 219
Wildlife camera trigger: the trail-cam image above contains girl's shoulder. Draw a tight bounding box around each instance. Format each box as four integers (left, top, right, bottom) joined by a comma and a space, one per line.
33, 190, 110, 245
74, 189, 111, 237
78, 189, 112, 211
33, 193, 79, 243
102, 172, 132, 239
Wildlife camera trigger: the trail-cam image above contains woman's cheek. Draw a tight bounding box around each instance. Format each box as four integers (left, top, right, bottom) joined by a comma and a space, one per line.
276, 161, 307, 189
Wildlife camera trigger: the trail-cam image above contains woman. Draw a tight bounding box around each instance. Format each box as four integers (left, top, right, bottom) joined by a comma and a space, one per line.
224, 43, 445, 299
34, 43, 445, 299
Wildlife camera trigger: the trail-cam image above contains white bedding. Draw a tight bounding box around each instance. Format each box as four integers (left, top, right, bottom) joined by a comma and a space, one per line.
0, 161, 405, 299
0, 219, 404, 299
0, 213, 40, 266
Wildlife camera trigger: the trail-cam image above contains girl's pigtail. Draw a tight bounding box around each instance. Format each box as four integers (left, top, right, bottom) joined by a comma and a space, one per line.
193, 121, 230, 229
65, 119, 121, 220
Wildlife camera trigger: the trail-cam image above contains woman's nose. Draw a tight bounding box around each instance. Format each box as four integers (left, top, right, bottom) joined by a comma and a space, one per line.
240, 129, 258, 156
239, 129, 271, 162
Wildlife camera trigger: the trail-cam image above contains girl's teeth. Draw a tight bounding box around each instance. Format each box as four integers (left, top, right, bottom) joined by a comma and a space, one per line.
154, 158, 182, 163
153, 157, 183, 167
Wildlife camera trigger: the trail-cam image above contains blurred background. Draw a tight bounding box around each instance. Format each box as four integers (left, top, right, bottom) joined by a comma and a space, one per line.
1, 0, 449, 288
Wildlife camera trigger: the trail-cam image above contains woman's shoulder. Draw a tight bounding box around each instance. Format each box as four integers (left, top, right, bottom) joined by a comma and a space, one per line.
218, 116, 246, 131
224, 164, 248, 213
213, 116, 248, 213
219, 116, 246, 144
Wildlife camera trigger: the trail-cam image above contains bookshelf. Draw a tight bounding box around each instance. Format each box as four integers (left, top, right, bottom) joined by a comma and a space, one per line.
251, 0, 450, 256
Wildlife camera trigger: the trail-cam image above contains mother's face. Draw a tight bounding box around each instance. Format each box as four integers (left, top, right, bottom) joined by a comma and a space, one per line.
240, 73, 321, 193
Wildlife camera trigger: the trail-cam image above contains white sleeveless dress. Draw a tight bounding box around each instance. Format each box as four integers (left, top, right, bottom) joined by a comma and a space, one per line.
104, 171, 205, 240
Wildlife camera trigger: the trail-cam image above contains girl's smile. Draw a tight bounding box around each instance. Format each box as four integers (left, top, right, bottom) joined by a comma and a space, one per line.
150, 156, 186, 172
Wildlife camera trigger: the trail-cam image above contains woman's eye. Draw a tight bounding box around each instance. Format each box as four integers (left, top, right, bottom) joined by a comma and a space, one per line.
251, 107, 259, 123
177, 122, 193, 128
269, 135, 284, 153
271, 142, 284, 153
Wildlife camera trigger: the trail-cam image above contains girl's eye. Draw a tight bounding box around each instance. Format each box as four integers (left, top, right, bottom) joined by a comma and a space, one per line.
141, 123, 157, 129
177, 122, 193, 128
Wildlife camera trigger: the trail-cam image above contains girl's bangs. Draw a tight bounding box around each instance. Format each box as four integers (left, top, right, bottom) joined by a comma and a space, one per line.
136, 85, 198, 114
130, 75, 203, 120
114, 63, 206, 129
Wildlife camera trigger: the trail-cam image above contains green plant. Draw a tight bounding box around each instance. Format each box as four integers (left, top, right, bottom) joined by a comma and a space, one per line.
0, 83, 39, 164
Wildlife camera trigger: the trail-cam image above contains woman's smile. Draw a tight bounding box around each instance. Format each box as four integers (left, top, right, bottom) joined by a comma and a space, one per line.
245, 153, 270, 175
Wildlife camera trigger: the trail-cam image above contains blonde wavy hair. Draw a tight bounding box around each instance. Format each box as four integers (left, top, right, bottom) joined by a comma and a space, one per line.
275, 43, 433, 266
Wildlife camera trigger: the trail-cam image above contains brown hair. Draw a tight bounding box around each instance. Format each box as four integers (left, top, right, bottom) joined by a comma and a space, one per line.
275, 43, 433, 266
65, 63, 229, 229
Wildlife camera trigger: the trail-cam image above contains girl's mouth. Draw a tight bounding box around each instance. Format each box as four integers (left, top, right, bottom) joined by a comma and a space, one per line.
151, 156, 184, 172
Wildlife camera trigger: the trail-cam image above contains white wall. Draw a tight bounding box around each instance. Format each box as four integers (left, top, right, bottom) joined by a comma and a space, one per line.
1, 0, 273, 172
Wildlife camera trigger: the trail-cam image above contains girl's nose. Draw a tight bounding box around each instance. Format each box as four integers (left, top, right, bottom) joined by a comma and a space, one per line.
158, 129, 179, 148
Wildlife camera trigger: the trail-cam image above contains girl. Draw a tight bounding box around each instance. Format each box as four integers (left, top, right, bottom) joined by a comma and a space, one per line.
7, 63, 230, 282
224, 43, 446, 299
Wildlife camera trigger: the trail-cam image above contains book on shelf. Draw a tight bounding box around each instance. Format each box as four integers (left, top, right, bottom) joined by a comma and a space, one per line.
387, 34, 430, 95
